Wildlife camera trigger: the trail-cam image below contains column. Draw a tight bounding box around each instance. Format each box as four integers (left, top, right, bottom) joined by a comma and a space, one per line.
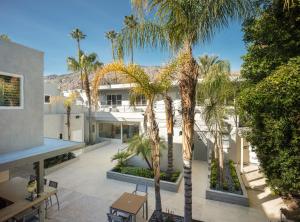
240, 137, 244, 173
120, 122, 123, 143
36, 160, 45, 222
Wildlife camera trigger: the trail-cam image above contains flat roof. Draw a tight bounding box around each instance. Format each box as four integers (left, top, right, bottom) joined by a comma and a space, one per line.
0, 138, 84, 171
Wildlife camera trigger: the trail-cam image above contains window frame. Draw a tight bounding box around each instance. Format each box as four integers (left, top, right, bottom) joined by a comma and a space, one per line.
106, 94, 122, 106
0, 71, 24, 110
44, 95, 51, 104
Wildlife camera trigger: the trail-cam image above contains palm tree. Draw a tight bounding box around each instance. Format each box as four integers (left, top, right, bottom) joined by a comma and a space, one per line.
70, 28, 86, 90
123, 15, 138, 63
105, 30, 118, 61
129, 1, 253, 220
67, 52, 102, 144
0, 34, 10, 41
63, 92, 77, 140
94, 62, 173, 221
198, 57, 231, 183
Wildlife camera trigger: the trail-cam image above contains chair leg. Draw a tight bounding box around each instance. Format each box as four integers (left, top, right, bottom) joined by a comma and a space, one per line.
55, 193, 60, 210
50, 196, 53, 206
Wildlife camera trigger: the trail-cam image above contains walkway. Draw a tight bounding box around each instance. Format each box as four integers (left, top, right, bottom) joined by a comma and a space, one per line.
46, 143, 267, 222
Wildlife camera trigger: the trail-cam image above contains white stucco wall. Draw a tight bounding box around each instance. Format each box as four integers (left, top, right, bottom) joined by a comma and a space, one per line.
0, 40, 44, 154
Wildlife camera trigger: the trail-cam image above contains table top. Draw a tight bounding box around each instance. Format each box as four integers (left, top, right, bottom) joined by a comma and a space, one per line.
0, 177, 57, 222
111, 192, 147, 215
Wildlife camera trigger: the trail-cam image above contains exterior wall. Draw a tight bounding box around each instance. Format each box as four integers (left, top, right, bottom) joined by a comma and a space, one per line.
0, 40, 44, 154
44, 113, 85, 142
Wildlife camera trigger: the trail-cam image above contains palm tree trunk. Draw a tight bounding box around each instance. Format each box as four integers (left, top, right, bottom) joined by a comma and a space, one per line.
164, 95, 174, 178
143, 154, 153, 170
84, 73, 93, 145
179, 42, 198, 222
218, 133, 224, 183
147, 98, 163, 221
67, 106, 71, 140
77, 40, 84, 90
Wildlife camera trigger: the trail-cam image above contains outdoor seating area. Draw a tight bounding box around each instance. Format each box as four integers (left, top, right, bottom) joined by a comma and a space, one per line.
109, 184, 148, 222
0, 176, 59, 222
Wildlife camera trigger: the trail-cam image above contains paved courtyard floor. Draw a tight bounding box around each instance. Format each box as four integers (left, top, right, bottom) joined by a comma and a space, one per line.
46, 143, 267, 222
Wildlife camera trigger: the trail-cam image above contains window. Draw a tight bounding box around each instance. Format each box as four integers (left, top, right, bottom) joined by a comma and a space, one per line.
44, 95, 51, 104
135, 95, 147, 106
98, 123, 121, 139
122, 123, 139, 142
107, 94, 122, 106
0, 72, 23, 109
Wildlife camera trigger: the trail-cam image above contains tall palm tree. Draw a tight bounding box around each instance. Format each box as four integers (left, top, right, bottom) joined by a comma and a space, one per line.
63, 92, 77, 140
94, 62, 172, 221
198, 57, 231, 182
0, 34, 10, 41
105, 30, 118, 61
123, 15, 138, 63
129, 1, 253, 220
67, 52, 102, 144
70, 28, 86, 90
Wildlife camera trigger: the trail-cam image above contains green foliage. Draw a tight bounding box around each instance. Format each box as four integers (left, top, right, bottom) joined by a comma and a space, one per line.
0, 34, 10, 41
239, 57, 300, 195
242, 1, 300, 83
229, 160, 241, 191
114, 166, 180, 182
210, 160, 218, 188
44, 152, 76, 169
111, 150, 131, 168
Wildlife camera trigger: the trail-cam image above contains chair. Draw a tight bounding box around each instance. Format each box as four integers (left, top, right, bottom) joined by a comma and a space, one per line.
132, 184, 148, 219
107, 213, 131, 222
132, 183, 148, 196
29, 175, 36, 181
22, 208, 39, 222
44, 178, 47, 185
48, 180, 60, 210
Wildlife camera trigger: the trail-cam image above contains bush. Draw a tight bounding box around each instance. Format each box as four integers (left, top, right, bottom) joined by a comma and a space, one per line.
113, 166, 180, 182
229, 160, 241, 191
210, 160, 218, 188
239, 57, 300, 195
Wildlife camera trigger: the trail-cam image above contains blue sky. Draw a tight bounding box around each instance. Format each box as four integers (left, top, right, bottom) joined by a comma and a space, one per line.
0, 0, 246, 75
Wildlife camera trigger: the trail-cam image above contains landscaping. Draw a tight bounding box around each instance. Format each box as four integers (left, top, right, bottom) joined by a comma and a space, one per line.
112, 166, 181, 183
149, 211, 203, 222
210, 159, 242, 195
44, 152, 76, 169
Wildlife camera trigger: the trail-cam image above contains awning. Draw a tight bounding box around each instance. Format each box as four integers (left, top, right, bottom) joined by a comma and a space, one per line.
0, 138, 84, 171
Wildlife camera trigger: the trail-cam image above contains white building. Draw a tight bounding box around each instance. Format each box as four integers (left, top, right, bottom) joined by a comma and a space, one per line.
43, 70, 258, 170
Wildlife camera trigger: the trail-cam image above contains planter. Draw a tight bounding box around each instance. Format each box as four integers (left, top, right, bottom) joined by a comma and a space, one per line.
45, 157, 78, 175
205, 164, 249, 206
148, 212, 203, 222
106, 170, 183, 192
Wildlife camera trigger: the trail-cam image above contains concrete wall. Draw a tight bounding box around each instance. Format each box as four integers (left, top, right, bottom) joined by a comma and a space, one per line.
0, 40, 44, 154
44, 113, 85, 142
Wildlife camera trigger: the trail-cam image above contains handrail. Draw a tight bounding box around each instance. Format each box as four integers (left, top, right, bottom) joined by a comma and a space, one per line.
194, 122, 208, 146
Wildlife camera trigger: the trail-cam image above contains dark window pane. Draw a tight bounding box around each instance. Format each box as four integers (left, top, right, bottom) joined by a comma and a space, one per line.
0, 74, 21, 107
45, 95, 50, 103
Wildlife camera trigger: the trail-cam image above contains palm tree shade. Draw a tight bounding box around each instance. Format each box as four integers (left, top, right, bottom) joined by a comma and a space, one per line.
129, 1, 254, 221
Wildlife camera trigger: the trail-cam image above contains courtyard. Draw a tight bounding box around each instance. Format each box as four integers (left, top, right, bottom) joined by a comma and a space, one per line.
45, 143, 267, 222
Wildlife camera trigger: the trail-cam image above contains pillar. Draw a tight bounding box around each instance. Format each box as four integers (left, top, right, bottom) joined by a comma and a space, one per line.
36, 160, 45, 222
120, 122, 123, 143
240, 137, 244, 173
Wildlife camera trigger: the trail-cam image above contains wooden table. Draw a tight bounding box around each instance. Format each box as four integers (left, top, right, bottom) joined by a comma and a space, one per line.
110, 192, 148, 222
0, 177, 57, 222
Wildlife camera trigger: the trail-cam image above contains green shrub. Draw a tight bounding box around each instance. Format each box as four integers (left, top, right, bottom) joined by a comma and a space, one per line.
115, 166, 180, 182
210, 160, 218, 188
229, 160, 241, 191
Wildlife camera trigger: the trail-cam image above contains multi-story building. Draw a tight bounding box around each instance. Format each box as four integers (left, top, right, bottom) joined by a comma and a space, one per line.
43, 69, 258, 170
0, 40, 84, 221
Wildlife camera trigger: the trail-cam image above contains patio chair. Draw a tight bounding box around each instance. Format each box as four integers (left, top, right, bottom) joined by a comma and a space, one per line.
132, 183, 148, 218
48, 180, 60, 210
107, 213, 132, 222
44, 178, 47, 185
132, 183, 148, 196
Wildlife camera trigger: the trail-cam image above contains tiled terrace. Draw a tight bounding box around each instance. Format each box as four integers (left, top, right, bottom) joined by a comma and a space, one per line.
45, 143, 267, 222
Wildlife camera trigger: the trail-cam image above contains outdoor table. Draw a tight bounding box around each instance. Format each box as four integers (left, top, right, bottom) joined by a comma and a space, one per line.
110, 192, 148, 222
0, 177, 57, 222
